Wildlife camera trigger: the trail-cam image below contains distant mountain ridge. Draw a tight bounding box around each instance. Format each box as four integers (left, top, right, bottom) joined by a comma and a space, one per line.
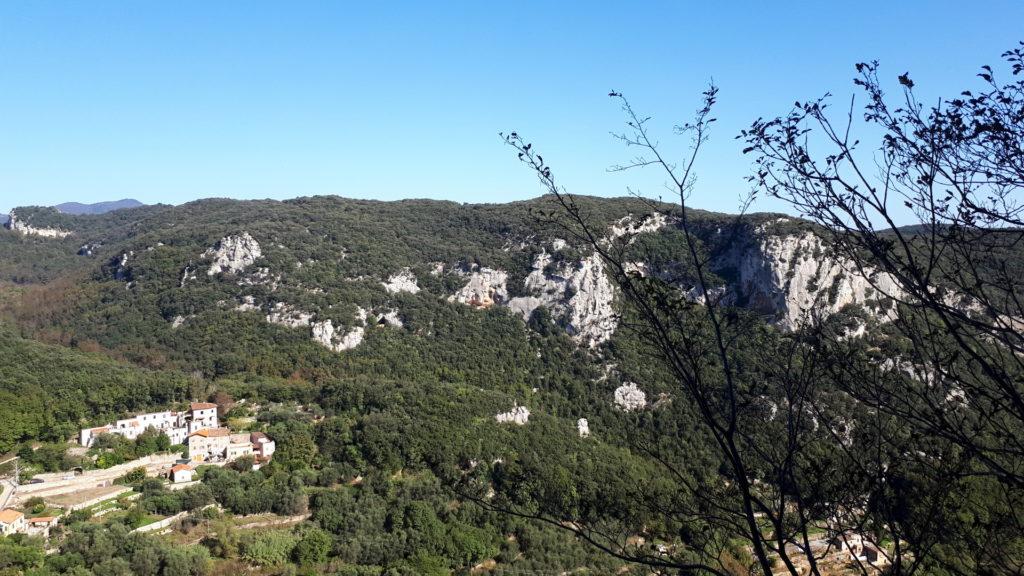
54, 198, 145, 215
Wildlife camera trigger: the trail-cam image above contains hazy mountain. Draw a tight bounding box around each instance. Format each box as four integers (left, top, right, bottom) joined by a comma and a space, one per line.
53, 198, 145, 215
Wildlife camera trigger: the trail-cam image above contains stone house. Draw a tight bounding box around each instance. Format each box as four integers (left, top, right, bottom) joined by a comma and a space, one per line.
188, 427, 231, 462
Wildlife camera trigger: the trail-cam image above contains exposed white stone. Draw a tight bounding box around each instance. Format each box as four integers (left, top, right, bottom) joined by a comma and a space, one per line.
204, 232, 262, 276
266, 302, 313, 328
179, 265, 197, 287
429, 262, 445, 276
614, 383, 647, 411
113, 251, 133, 280
450, 267, 508, 308
235, 295, 259, 312
312, 320, 365, 352
552, 238, 568, 251
376, 308, 403, 328
5, 211, 72, 238
170, 315, 186, 329
238, 267, 280, 290
311, 307, 368, 352
507, 251, 617, 348
495, 405, 530, 425
729, 230, 903, 330
608, 212, 668, 243
382, 268, 420, 294
577, 418, 590, 438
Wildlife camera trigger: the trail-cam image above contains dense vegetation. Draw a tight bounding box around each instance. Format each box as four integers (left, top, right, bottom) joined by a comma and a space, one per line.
1, 191, 1021, 575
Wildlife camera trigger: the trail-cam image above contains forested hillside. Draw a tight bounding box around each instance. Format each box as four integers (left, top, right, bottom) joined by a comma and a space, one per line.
1, 194, 1020, 575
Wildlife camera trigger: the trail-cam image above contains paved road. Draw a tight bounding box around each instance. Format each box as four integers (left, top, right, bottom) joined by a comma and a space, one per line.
0, 478, 16, 510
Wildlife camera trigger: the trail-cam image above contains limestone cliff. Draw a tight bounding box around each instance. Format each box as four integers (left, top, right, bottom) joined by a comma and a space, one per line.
718, 223, 903, 329
5, 211, 72, 238
204, 232, 262, 276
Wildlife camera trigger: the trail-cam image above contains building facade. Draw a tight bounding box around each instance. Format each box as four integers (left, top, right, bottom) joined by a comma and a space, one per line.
0, 509, 26, 536
80, 403, 220, 447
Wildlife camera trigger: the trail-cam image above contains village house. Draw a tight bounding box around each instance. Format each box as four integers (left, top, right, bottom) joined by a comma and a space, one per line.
226, 433, 254, 461
0, 509, 26, 536
26, 516, 59, 538
169, 463, 195, 483
188, 428, 231, 462
250, 432, 276, 459
831, 532, 889, 567
79, 402, 221, 447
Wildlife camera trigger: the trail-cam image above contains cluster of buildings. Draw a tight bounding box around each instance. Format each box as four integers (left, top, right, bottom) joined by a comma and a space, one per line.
187, 429, 275, 463
170, 430, 276, 483
0, 509, 58, 537
79, 402, 220, 447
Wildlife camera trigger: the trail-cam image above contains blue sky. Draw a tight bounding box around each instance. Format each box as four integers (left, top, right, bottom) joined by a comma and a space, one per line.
2, 1, 1022, 218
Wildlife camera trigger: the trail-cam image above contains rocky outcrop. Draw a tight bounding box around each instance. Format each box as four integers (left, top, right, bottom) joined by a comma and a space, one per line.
495, 405, 530, 425
724, 227, 903, 330
382, 269, 420, 294
614, 383, 647, 411
577, 418, 590, 438
507, 251, 617, 348
375, 309, 403, 328
450, 268, 508, 308
608, 212, 668, 243
266, 302, 313, 329
204, 233, 261, 276
312, 308, 368, 352
312, 320, 365, 352
5, 211, 72, 238
113, 252, 133, 281
178, 264, 197, 287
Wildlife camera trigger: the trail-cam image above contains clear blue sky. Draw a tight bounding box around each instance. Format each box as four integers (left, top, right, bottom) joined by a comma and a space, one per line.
2, 1, 1022, 218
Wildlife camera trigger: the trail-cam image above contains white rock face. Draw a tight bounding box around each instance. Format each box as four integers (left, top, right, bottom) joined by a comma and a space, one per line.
266, 302, 313, 328
5, 211, 72, 238
731, 230, 903, 330
577, 418, 590, 438
204, 232, 261, 276
507, 251, 617, 348
450, 268, 508, 308
614, 383, 647, 411
311, 307, 368, 352
495, 405, 530, 425
376, 309, 403, 328
171, 315, 187, 329
608, 212, 668, 243
382, 268, 420, 294
312, 320, 365, 352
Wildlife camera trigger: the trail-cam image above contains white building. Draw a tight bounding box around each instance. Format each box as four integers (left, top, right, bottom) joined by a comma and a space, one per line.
80, 403, 220, 447
189, 402, 219, 432
0, 509, 26, 536
250, 432, 276, 459
170, 463, 195, 483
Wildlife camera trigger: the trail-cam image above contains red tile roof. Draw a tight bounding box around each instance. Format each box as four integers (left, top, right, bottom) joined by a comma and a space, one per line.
189, 427, 229, 438
170, 464, 193, 473
0, 509, 24, 523
190, 402, 218, 410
